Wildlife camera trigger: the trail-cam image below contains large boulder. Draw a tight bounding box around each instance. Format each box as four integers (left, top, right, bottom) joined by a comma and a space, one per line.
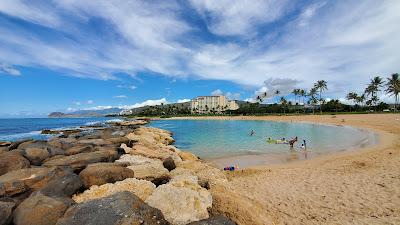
179, 151, 198, 161
77, 139, 109, 146
146, 175, 213, 225
79, 163, 134, 188
0, 141, 11, 147
179, 161, 227, 188
117, 155, 169, 183
42, 150, 118, 171
0, 146, 9, 154
21, 147, 50, 166
129, 143, 182, 164
58, 191, 168, 225
38, 171, 82, 197
72, 178, 155, 203
188, 215, 236, 225
18, 140, 64, 156
0, 151, 30, 176
13, 192, 73, 225
0, 199, 16, 225
8, 139, 33, 150
0, 167, 69, 197
64, 145, 93, 156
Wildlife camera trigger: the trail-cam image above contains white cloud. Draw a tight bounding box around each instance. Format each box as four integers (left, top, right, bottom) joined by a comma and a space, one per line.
177, 99, 190, 103
0, 64, 21, 76
117, 85, 137, 90
73, 101, 81, 106
113, 95, 127, 98
83, 105, 113, 110
211, 89, 223, 96
87, 100, 94, 104
120, 98, 168, 109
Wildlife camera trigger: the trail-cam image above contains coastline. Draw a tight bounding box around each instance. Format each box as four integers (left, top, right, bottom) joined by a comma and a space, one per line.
155, 114, 400, 224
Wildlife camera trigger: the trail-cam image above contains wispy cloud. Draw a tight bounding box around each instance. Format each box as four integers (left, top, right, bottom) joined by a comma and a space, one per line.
113, 95, 127, 99
0, 64, 21, 76
177, 99, 190, 103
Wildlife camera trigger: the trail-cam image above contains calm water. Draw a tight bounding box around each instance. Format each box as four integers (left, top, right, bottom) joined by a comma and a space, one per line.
0, 117, 121, 141
149, 119, 378, 158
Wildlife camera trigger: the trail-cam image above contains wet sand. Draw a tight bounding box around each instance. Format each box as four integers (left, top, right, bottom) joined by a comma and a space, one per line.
165, 114, 400, 225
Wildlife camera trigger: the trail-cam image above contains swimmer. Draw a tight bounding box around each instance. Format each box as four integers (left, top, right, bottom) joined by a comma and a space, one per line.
250, 130, 255, 136
302, 140, 307, 149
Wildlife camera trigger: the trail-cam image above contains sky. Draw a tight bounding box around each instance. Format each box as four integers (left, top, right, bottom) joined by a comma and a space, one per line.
0, 0, 399, 117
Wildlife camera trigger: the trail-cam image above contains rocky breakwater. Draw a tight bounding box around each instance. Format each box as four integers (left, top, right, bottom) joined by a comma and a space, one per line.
0, 119, 236, 225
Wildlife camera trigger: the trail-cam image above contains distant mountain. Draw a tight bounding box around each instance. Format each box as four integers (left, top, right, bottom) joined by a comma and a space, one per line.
48, 108, 122, 118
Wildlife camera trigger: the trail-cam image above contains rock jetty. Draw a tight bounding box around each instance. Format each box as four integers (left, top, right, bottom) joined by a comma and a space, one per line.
0, 119, 236, 225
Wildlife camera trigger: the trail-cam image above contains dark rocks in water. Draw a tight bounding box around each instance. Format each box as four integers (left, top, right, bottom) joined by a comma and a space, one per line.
79, 163, 134, 188
56, 191, 169, 225
64, 145, 93, 156
0, 198, 16, 225
163, 156, 176, 171
38, 170, 82, 197
188, 215, 237, 225
42, 150, 118, 172
0, 151, 30, 176
21, 147, 50, 166
0, 167, 69, 197
13, 192, 73, 225
41, 129, 61, 135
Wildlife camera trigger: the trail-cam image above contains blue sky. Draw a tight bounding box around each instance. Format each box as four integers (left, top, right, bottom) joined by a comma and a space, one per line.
0, 0, 399, 117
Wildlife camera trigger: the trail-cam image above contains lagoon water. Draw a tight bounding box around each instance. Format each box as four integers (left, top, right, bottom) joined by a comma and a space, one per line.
149, 119, 378, 159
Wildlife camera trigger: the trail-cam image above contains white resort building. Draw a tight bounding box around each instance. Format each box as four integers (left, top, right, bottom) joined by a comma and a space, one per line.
190, 95, 239, 114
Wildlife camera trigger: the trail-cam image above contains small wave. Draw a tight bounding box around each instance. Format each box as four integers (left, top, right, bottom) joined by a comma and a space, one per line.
106, 119, 124, 123
0, 130, 42, 141
85, 121, 103, 126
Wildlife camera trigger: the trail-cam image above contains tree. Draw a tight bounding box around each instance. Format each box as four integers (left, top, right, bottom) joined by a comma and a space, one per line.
386, 73, 400, 111
356, 94, 366, 108
346, 92, 358, 112
280, 97, 288, 114
314, 80, 328, 114
365, 76, 383, 111
308, 87, 318, 114
299, 89, 306, 113
274, 90, 281, 104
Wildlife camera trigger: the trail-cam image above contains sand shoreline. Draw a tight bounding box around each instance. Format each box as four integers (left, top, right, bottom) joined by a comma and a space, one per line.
156, 114, 400, 224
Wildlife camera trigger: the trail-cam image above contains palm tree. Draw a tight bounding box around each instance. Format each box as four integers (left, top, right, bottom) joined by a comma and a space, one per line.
308, 87, 318, 114
299, 89, 306, 113
365, 76, 383, 111
356, 94, 366, 108
274, 90, 281, 104
280, 97, 288, 114
346, 92, 358, 112
314, 80, 328, 114
386, 73, 400, 111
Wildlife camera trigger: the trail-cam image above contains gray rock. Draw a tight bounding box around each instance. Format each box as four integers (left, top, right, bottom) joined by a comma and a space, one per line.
0, 167, 69, 197
42, 150, 118, 172
13, 192, 73, 225
56, 191, 169, 225
0, 151, 30, 176
163, 156, 176, 171
21, 147, 50, 166
8, 139, 33, 150
0, 199, 16, 225
38, 171, 82, 197
79, 163, 134, 188
188, 215, 237, 225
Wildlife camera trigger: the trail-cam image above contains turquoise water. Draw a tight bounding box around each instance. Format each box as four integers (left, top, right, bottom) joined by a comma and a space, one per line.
149, 120, 378, 158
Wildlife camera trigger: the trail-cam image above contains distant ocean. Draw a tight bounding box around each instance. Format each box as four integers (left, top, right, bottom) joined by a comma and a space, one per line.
0, 117, 123, 141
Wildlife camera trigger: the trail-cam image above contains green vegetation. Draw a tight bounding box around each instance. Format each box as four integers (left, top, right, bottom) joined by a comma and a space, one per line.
124, 74, 399, 117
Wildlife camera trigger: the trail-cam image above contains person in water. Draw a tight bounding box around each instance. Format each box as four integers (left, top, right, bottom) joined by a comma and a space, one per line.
302, 140, 307, 149
289, 136, 298, 148
250, 130, 255, 136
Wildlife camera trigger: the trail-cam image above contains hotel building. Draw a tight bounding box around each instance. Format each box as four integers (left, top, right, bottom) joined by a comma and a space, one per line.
190, 95, 239, 114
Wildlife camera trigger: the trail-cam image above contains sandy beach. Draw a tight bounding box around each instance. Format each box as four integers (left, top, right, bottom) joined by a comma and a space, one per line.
164, 114, 400, 225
